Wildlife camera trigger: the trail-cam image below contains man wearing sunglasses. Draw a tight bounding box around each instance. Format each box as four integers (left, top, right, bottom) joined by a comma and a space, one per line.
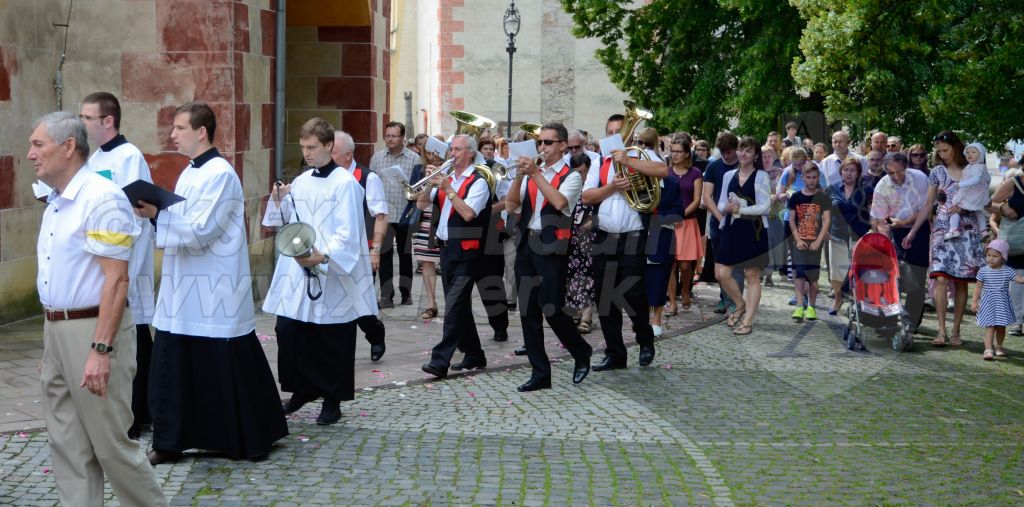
582, 129, 669, 370
506, 122, 593, 391
887, 136, 903, 153
562, 129, 600, 173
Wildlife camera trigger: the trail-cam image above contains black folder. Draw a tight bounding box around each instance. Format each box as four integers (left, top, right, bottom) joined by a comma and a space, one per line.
122, 179, 185, 210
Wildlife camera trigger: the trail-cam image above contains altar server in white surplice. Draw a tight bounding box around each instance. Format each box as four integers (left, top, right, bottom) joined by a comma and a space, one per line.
134, 101, 287, 466
80, 91, 156, 439
262, 118, 377, 425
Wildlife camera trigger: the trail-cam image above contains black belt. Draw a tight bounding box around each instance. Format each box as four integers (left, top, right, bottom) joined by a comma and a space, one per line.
601, 231, 643, 239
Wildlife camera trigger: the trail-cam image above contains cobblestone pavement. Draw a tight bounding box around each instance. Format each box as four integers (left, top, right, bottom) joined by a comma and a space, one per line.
2, 278, 1023, 506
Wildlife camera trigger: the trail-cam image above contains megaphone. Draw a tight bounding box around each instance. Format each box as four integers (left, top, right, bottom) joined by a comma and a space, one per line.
275, 222, 317, 258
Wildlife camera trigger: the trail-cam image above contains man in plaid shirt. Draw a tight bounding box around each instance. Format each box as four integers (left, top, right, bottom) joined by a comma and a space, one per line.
369, 121, 419, 307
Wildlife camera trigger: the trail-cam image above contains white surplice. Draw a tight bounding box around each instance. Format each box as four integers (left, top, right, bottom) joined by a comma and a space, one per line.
261, 166, 378, 324
152, 153, 256, 338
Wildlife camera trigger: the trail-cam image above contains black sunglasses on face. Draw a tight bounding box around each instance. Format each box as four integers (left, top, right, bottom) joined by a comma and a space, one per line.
910, 153, 926, 157
539, 139, 564, 146
567, 144, 583, 150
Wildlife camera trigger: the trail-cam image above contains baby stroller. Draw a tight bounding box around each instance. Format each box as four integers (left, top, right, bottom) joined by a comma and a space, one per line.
841, 232, 915, 352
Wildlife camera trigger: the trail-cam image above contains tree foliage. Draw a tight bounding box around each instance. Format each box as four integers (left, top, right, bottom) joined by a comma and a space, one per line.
565, 0, 1024, 148
561, 0, 808, 141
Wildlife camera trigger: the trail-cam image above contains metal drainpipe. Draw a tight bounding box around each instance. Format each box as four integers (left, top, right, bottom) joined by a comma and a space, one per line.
274, 0, 286, 182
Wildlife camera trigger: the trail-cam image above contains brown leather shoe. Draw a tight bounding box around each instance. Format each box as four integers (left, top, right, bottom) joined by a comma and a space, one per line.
147, 449, 182, 466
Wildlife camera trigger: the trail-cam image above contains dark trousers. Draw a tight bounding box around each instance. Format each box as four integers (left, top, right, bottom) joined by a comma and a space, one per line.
129, 324, 153, 431
892, 225, 930, 330
516, 244, 592, 380
592, 231, 654, 361
430, 246, 485, 368
709, 228, 745, 305
474, 250, 509, 334
380, 223, 413, 302
355, 316, 385, 345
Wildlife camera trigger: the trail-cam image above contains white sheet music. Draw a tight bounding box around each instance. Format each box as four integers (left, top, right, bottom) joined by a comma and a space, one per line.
509, 140, 538, 161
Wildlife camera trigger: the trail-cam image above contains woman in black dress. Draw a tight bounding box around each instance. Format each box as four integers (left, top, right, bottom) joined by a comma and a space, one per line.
713, 136, 772, 335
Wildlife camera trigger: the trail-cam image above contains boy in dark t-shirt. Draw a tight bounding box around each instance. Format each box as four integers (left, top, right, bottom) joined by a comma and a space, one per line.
787, 165, 832, 321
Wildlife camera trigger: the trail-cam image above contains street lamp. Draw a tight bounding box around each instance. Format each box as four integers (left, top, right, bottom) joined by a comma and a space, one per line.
503, 1, 520, 138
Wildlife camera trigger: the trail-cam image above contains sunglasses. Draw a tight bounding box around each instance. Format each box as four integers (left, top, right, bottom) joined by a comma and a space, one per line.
538, 139, 564, 146
932, 133, 953, 143
910, 152, 926, 158
567, 144, 583, 150
887, 143, 898, 148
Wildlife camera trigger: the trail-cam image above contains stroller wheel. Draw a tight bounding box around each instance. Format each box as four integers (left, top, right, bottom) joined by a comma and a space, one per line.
841, 324, 850, 343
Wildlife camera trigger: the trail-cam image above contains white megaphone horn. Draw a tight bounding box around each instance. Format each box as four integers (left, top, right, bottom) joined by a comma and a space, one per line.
275, 222, 317, 258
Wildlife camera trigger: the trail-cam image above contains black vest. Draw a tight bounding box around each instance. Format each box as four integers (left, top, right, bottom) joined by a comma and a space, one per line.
516, 164, 574, 255
430, 168, 493, 261
350, 164, 375, 246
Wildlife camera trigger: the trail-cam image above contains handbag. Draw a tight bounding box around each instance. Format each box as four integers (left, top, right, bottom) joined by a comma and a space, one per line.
999, 176, 1024, 256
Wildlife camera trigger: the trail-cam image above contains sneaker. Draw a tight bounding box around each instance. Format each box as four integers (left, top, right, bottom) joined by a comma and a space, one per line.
805, 307, 817, 320
652, 324, 663, 337
792, 307, 805, 320
713, 300, 728, 314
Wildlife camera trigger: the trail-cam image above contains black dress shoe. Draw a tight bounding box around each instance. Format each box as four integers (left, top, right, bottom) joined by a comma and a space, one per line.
378, 299, 395, 309
147, 449, 182, 466
517, 377, 551, 392
513, 346, 528, 356
370, 342, 386, 362
316, 400, 342, 425
421, 363, 447, 378
592, 356, 627, 371
450, 356, 486, 371
638, 346, 655, 367
573, 362, 590, 384
400, 295, 414, 306
493, 330, 508, 342
282, 394, 315, 415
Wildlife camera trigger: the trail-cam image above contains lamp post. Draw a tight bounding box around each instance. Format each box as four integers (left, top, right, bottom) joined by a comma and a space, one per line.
503, 1, 521, 138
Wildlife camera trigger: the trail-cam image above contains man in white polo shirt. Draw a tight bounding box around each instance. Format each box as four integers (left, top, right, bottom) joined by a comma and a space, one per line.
32, 111, 166, 506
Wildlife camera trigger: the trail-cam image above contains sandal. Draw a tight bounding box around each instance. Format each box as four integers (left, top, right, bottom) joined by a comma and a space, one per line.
949, 334, 963, 347
995, 348, 1007, 358
578, 321, 591, 334
726, 306, 746, 327
733, 324, 753, 335
983, 349, 994, 361
665, 302, 678, 316
420, 307, 438, 320
931, 333, 947, 347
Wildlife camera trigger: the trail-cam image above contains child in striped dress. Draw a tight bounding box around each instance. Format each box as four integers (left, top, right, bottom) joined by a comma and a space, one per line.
971, 239, 1024, 360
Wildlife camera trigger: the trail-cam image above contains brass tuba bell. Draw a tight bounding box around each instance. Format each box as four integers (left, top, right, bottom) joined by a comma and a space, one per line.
614, 100, 660, 213
519, 123, 542, 142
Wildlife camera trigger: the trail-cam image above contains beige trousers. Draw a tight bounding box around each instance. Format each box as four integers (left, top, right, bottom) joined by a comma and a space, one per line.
41, 313, 167, 507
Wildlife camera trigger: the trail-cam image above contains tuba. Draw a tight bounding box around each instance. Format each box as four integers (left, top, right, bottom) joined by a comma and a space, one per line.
519, 123, 542, 142
614, 100, 660, 213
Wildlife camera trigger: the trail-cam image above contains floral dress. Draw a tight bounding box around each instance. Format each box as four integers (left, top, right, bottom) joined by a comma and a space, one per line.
928, 165, 985, 280
565, 197, 596, 310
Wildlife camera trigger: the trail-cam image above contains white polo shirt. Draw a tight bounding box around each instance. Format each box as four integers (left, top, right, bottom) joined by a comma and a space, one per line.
515, 159, 582, 230
37, 168, 140, 309
429, 165, 491, 241
582, 157, 644, 233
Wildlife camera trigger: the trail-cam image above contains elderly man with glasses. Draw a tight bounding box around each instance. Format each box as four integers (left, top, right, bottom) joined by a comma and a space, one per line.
562, 129, 600, 173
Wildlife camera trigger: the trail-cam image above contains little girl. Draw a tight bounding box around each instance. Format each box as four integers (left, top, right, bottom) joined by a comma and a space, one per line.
946, 142, 991, 240
971, 239, 1024, 360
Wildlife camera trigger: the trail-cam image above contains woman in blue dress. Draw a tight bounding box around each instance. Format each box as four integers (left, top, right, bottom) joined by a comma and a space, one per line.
714, 136, 772, 335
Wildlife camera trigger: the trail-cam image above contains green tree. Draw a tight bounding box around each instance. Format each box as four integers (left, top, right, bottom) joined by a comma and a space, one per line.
561, 0, 809, 140
792, 0, 1024, 147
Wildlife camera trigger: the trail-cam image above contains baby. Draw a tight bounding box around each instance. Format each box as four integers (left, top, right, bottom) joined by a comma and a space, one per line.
945, 142, 991, 240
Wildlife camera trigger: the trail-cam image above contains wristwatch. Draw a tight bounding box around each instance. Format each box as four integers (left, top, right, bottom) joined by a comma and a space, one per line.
91, 342, 113, 354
